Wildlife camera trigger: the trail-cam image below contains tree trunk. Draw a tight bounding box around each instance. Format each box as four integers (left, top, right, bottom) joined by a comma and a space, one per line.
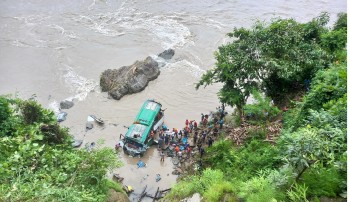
296, 165, 308, 181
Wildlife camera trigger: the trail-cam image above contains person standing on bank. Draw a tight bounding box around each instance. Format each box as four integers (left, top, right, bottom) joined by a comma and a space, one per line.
160, 151, 165, 162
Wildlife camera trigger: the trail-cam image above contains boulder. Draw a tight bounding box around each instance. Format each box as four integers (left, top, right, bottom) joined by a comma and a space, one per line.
158, 49, 175, 60
100, 50, 175, 100
182, 193, 201, 202
60, 100, 74, 109
107, 189, 130, 202
100, 56, 159, 100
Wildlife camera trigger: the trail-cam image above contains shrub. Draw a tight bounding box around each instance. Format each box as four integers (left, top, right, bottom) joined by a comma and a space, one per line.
246, 127, 266, 140
203, 181, 237, 202
301, 166, 342, 197
287, 183, 309, 202
166, 169, 236, 201
238, 176, 285, 202
244, 90, 281, 125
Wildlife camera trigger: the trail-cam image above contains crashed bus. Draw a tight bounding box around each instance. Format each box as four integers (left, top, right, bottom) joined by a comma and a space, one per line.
122, 99, 164, 157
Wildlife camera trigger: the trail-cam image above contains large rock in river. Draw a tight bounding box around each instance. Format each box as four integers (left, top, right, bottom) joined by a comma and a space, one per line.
158, 49, 175, 60
100, 50, 174, 100
60, 100, 74, 109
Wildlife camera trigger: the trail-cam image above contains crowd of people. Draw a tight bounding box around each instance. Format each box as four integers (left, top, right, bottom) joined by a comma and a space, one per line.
157, 104, 227, 162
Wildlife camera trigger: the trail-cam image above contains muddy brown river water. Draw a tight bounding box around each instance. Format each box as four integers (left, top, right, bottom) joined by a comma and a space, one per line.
0, 0, 346, 201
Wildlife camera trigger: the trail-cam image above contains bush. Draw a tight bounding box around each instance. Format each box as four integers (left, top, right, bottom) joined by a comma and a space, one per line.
244, 90, 281, 125
238, 176, 285, 202
203, 181, 236, 202
204, 139, 281, 181
166, 169, 237, 201
246, 128, 266, 140
301, 166, 342, 197
283, 63, 347, 131
287, 183, 309, 202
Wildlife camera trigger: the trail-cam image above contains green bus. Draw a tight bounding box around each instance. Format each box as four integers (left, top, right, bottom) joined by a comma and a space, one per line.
122, 99, 164, 157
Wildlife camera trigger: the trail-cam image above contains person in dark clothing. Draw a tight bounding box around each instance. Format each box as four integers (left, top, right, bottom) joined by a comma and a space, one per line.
197, 138, 202, 151
213, 117, 218, 125
200, 147, 205, 158
218, 119, 224, 129
184, 129, 189, 138
193, 131, 198, 144
202, 130, 207, 142
165, 134, 169, 145
208, 136, 214, 147
213, 128, 219, 137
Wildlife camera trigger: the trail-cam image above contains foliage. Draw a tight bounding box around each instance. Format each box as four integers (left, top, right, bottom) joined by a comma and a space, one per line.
19, 99, 55, 125
0, 96, 19, 138
238, 175, 285, 202
287, 183, 309, 202
0, 96, 123, 201
246, 127, 266, 140
283, 63, 347, 130
301, 166, 342, 197
333, 13, 347, 31
278, 125, 346, 181
203, 181, 236, 202
275, 64, 347, 201
203, 139, 281, 181
196, 13, 343, 111
166, 169, 237, 201
243, 89, 281, 124
260, 166, 295, 190
277, 63, 347, 198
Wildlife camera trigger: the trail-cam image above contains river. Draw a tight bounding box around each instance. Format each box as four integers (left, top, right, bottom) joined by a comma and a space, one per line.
0, 0, 346, 201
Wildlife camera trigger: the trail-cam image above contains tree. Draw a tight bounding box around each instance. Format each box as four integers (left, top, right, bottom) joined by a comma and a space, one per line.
196, 13, 346, 114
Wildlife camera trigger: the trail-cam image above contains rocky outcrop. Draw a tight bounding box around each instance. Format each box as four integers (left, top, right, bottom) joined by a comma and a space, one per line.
181, 193, 201, 202
60, 100, 74, 109
158, 49, 175, 60
107, 189, 129, 202
100, 49, 174, 100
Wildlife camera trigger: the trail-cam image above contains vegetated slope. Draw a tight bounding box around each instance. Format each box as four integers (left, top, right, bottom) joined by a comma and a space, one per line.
167, 12, 347, 202
0, 97, 124, 201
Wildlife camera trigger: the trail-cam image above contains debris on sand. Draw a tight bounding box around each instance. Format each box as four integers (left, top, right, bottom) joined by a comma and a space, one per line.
88, 115, 104, 124
72, 139, 83, 148
57, 111, 67, 122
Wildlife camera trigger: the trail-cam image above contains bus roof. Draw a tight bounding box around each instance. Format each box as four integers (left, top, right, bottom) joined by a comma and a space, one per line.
135, 100, 162, 126
125, 100, 162, 144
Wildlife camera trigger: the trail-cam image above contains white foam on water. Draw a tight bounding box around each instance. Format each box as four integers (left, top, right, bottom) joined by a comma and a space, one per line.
11, 40, 31, 48
75, 5, 194, 49
48, 24, 79, 39
13, 15, 51, 27
164, 59, 205, 79
115, 10, 194, 49
62, 65, 98, 101
88, 0, 96, 11
76, 14, 126, 37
